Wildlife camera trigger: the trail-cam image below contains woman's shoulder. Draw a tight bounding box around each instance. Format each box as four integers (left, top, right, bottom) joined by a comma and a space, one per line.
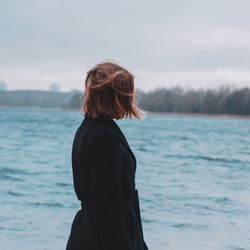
82, 116, 118, 138
90, 130, 120, 147
85, 130, 121, 161
77, 115, 123, 153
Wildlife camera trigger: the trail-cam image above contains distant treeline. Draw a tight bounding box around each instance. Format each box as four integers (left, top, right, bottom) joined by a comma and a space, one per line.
69, 86, 250, 115
0, 90, 72, 109
137, 86, 250, 115
1, 86, 250, 115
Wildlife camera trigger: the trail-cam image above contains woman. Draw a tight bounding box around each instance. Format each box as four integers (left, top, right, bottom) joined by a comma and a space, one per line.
66, 61, 149, 250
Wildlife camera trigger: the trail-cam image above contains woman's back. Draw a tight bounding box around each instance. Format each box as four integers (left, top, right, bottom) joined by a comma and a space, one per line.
66, 61, 148, 250
66, 114, 148, 250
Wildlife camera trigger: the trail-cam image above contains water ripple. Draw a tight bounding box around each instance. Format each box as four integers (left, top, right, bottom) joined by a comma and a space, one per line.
1, 108, 250, 250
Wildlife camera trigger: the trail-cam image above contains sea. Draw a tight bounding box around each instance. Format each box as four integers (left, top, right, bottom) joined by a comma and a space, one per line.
0, 107, 250, 250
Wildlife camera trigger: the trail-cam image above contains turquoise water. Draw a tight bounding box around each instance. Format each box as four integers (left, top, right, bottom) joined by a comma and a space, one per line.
0, 108, 250, 250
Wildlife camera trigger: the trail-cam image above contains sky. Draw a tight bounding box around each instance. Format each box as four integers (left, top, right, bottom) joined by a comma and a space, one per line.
0, 0, 250, 92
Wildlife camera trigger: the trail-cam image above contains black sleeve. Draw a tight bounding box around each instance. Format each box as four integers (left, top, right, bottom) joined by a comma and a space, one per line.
88, 132, 134, 250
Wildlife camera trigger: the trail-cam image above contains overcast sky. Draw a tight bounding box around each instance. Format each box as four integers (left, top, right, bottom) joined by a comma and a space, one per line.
1, 0, 250, 91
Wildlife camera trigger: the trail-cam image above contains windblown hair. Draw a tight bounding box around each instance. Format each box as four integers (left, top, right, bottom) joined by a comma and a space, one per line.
81, 61, 144, 119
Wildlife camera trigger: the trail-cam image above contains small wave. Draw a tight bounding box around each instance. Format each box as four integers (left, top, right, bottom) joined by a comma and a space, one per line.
197, 156, 247, 164
34, 159, 50, 164
27, 201, 64, 208
227, 245, 246, 250
0, 174, 23, 182
0, 167, 35, 176
137, 146, 155, 153
184, 203, 242, 215
214, 197, 233, 204
142, 218, 159, 224
171, 222, 209, 230
56, 182, 71, 187
7, 190, 21, 197
162, 154, 249, 165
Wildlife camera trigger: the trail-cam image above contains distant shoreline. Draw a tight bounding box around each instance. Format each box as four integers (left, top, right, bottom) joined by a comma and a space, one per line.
1, 106, 249, 120
1, 87, 250, 117
146, 111, 250, 119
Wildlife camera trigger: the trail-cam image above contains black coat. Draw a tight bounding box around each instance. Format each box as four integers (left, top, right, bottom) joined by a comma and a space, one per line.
66, 113, 149, 250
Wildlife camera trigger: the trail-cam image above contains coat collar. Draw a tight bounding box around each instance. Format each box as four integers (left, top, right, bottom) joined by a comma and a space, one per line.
83, 113, 137, 168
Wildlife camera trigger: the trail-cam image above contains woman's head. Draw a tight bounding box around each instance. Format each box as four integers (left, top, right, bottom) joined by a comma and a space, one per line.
82, 61, 144, 119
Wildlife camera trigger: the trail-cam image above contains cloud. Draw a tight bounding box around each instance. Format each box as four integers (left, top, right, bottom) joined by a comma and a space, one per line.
188, 28, 250, 50
0, 0, 250, 90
